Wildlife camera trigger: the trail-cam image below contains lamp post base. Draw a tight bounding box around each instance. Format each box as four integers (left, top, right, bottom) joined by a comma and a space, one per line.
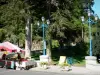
85, 56, 97, 69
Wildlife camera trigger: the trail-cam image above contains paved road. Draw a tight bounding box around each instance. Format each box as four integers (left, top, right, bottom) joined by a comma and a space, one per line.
0, 68, 83, 75
0, 68, 72, 75
30, 65, 100, 75
0, 68, 100, 75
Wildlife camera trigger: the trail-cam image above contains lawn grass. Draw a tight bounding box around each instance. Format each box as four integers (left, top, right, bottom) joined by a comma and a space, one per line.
51, 56, 86, 66
73, 60, 85, 67
31, 49, 86, 67
32, 54, 86, 67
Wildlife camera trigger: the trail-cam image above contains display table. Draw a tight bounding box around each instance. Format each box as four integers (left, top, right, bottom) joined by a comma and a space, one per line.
15, 59, 36, 70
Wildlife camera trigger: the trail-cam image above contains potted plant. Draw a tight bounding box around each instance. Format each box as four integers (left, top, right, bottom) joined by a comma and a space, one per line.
60, 63, 69, 70
40, 62, 48, 69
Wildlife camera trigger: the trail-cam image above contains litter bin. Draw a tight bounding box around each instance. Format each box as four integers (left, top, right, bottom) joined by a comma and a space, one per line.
67, 57, 73, 65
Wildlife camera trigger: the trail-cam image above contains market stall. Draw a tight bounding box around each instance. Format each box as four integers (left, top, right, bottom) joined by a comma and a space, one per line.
0, 52, 36, 70
0, 42, 25, 69
0, 42, 36, 70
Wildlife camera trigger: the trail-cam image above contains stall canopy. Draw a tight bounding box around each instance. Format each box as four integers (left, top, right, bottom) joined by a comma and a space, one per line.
0, 42, 24, 52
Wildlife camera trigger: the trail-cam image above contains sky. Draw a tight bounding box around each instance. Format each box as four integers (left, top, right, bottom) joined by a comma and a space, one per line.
92, 0, 100, 18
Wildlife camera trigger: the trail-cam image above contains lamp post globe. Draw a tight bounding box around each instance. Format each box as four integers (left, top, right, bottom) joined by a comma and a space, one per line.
41, 16, 45, 22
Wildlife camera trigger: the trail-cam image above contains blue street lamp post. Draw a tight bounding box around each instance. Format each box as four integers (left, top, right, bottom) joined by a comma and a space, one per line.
37, 17, 50, 55
81, 9, 98, 56
88, 12, 92, 56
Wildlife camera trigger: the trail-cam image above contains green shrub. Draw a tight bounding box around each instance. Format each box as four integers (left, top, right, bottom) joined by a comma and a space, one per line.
40, 62, 48, 66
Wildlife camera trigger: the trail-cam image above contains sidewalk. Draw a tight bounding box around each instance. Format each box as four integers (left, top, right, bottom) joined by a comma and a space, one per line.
29, 65, 100, 74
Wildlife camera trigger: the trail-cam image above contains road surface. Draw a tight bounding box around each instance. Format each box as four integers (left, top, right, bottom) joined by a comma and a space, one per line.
0, 67, 100, 75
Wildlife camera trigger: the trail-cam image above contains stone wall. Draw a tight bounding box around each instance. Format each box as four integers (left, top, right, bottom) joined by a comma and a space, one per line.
32, 41, 42, 51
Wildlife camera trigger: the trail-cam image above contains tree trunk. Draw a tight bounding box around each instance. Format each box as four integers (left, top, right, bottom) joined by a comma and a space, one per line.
46, 40, 52, 62
25, 17, 32, 58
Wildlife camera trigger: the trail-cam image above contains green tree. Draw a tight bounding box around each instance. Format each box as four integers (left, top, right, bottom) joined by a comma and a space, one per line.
0, 0, 95, 58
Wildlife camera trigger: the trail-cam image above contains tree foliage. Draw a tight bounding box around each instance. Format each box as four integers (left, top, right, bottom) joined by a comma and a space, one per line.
0, 0, 30, 44
0, 0, 97, 56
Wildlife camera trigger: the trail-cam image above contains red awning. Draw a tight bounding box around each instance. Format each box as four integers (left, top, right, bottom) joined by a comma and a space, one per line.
0, 42, 23, 52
